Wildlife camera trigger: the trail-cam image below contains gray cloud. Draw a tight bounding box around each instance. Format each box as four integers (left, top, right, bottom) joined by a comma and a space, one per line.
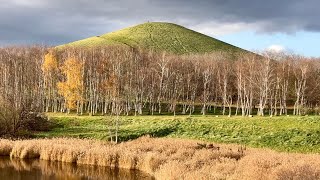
0, 0, 319, 45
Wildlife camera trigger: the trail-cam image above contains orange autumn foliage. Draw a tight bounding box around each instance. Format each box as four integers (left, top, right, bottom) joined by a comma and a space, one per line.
42, 51, 58, 74
57, 57, 83, 110
105, 74, 119, 97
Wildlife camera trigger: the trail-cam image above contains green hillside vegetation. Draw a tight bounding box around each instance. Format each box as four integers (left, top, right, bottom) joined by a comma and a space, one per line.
58, 22, 248, 54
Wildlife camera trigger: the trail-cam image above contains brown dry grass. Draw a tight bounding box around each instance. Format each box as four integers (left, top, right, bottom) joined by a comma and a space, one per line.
1, 136, 320, 180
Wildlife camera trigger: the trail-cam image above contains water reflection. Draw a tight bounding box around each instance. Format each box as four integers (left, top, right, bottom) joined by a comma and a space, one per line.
0, 157, 154, 180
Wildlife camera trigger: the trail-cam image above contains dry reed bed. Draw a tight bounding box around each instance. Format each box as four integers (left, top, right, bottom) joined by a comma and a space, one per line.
0, 137, 320, 180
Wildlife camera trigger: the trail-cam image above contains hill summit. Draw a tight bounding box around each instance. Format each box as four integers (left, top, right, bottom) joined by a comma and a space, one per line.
59, 22, 247, 54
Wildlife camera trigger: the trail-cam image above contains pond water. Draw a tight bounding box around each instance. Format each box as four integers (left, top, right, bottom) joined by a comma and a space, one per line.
0, 157, 154, 180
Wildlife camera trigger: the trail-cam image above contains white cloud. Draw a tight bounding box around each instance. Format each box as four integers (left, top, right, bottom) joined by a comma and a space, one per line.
190, 21, 254, 36
266, 44, 286, 52
9, 0, 45, 7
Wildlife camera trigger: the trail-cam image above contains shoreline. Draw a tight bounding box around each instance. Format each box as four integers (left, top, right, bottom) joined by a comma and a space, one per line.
0, 156, 152, 179
0, 137, 320, 179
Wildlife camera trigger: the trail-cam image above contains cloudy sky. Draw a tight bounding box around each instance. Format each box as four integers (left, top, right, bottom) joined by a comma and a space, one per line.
1, 0, 319, 56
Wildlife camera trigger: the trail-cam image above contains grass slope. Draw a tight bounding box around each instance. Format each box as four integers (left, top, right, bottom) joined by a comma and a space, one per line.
58, 22, 248, 54
38, 114, 320, 153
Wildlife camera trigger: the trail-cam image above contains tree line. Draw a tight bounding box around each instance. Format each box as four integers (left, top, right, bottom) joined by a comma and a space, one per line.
1, 45, 320, 117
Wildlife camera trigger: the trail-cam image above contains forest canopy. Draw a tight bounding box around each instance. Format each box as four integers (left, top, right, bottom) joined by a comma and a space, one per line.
0, 45, 320, 118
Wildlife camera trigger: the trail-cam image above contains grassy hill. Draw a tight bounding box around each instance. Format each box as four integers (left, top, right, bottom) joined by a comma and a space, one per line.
58, 22, 248, 54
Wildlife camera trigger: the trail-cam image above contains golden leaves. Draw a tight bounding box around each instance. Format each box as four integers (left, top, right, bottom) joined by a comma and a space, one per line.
43, 51, 58, 74
57, 57, 83, 110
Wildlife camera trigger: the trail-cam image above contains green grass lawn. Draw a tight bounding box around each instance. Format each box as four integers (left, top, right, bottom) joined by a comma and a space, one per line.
37, 114, 320, 153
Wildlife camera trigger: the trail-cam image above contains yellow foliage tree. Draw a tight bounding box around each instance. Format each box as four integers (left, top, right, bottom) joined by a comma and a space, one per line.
42, 50, 59, 112
57, 57, 84, 112
43, 51, 58, 73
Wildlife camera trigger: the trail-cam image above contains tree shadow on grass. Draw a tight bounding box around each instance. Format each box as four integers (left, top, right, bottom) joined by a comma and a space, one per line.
118, 126, 178, 142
